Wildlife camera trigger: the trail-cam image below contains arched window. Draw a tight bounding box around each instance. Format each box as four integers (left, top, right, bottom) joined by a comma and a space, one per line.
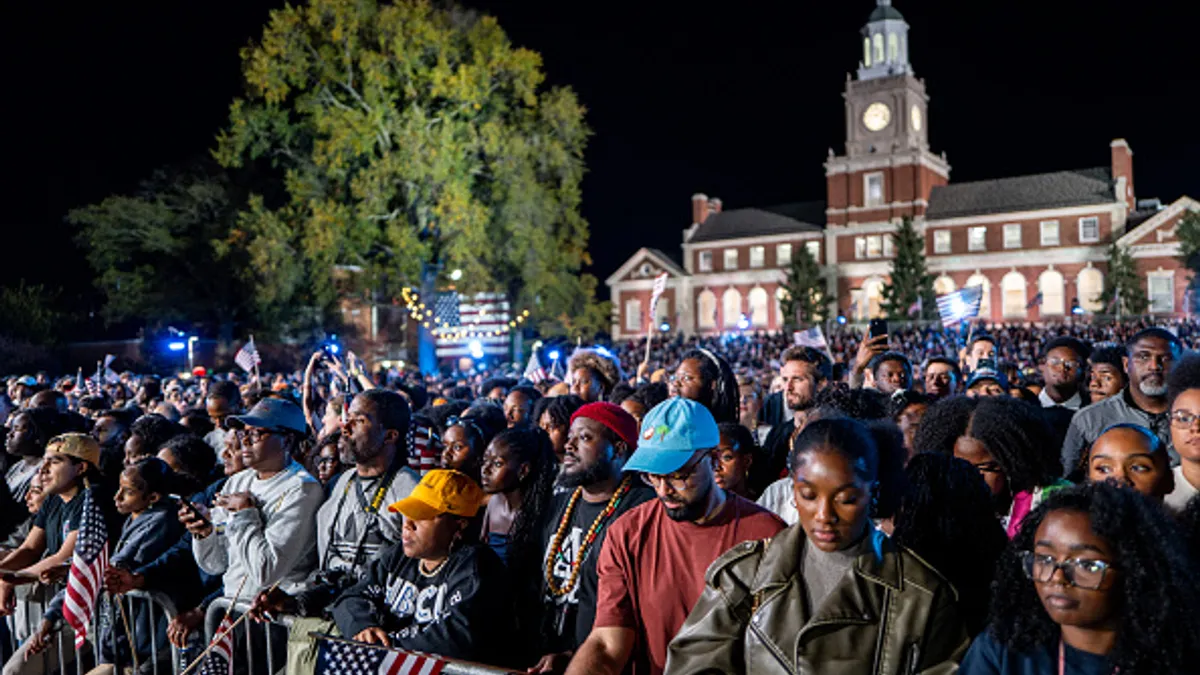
748, 287, 769, 327
873, 34, 884, 64
1078, 266, 1104, 312
887, 33, 898, 63
697, 290, 717, 330
966, 273, 991, 319
722, 288, 743, 328
624, 298, 642, 332
933, 275, 956, 296
776, 287, 790, 326
1001, 271, 1027, 318
1039, 269, 1065, 316
862, 277, 885, 319
863, 37, 872, 67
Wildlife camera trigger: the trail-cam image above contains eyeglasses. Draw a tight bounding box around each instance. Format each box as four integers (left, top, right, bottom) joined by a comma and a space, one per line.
1171, 410, 1200, 428
1019, 551, 1113, 590
641, 451, 711, 491
971, 461, 1004, 475
669, 373, 699, 386
1045, 357, 1080, 371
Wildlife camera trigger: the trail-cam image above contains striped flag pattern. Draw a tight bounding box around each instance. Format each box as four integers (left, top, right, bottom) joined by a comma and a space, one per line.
936, 285, 985, 328
197, 613, 235, 675
234, 338, 261, 373
406, 421, 439, 476
523, 351, 545, 384
650, 272, 669, 311
315, 636, 446, 675
1026, 292, 1043, 310
433, 292, 511, 359
63, 490, 109, 648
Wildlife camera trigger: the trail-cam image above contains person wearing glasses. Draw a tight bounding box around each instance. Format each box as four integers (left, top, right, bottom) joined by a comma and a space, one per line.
959, 482, 1200, 674
1062, 328, 1181, 479
564, 398, 784, 675
185, 397, 324, 609
1164, 354, 1200, 514
1038, 337, 1090, 411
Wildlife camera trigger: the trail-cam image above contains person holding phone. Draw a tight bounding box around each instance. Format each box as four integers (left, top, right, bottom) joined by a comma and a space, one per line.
850, 320, 890, 388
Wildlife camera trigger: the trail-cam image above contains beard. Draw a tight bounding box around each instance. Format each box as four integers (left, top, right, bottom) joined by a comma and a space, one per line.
1139, 376, 1167, 397
557, 457, 613, 489
786, 394, 814, 413
341, 433, 384, 465
662, 479, 713, 522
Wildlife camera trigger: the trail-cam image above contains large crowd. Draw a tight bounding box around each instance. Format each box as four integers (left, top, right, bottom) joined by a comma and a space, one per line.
1, 317, 1199, 675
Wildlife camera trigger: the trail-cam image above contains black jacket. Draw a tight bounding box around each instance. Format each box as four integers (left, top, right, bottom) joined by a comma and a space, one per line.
330, 542, 513, 666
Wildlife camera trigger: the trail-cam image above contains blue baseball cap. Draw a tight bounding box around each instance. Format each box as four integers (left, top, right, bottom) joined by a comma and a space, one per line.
227, 398, 308, 434
624, 398, 720, 475
966, 367, 1010, 391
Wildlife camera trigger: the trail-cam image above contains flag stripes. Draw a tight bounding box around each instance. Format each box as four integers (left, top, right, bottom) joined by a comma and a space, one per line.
936, 285, 985, 328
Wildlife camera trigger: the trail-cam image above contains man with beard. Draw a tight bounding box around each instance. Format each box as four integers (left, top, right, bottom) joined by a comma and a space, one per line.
530, 402, 654, 674
758, 347, 831, 493
1062, 328, 1182, 477
564, 398, 784, 675
247, 390, 419, 674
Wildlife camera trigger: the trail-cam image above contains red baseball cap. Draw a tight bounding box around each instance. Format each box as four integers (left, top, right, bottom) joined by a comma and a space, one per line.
570, 402, 639, 450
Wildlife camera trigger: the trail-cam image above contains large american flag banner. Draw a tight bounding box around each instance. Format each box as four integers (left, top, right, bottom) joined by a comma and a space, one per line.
63, 489, 109, 648
936, 285, 984, 329
433, 292, 511, 359
315, 636, 446, 675
198, 614, 235, 675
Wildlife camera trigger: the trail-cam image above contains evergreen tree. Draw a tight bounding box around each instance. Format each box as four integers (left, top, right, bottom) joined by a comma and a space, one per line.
881, 217, 936, 321
780, 247, 829, 328
1174, 210, 1200, 313
1099, 242, 1149, 316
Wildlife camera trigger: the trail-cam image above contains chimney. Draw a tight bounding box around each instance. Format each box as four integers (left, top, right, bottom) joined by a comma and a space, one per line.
692, 193, 710, 224
1110, 139, 1135, 211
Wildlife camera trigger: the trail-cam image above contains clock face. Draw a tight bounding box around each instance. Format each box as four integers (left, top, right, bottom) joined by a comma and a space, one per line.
863, 102, 891, 132
911, 105, 923, 131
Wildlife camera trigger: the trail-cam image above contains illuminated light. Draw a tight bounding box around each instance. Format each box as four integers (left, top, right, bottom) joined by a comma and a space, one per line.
837, 315, 847, 325
450, 269, 463, 281
418, 303, 425, 309
660, 322, 670, 332
168, 341, 186, 352
548, 350, 560, 361
423, 323, 430, 328
736, 314, 751, 331
509, 321, 516, 327
1072, 306, 1085, 315
468, 340, 484, 359
523, 310, 530, 317
949, 296, 967, 319
328, 343, 340, 355
594, 346, 613, 358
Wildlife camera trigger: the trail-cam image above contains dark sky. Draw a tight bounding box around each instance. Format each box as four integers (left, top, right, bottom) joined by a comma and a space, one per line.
5, 0, 1197, 334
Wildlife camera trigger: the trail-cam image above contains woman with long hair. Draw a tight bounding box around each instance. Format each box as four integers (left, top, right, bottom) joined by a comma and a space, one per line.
960, 482, 1200, 674
666, 418, 966, 674
669, 348, 739, 424
480, 428, 558, 565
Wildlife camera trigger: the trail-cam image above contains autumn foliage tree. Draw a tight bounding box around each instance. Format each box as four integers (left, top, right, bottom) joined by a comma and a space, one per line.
213, 0, 604, 337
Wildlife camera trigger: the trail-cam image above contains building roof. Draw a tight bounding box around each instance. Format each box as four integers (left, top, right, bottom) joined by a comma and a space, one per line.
869, 5, 905, 21
688, 200, 826, 243
926, 167, 1114, 220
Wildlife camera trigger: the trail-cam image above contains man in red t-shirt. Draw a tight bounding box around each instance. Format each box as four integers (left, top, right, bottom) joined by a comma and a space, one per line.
564, 398, 785, 675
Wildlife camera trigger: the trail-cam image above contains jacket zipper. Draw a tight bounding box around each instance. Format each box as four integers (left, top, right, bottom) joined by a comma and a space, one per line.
906, 642, 922, 675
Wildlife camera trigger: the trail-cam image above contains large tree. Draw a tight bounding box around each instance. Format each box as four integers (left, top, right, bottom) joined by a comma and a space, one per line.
780, 247, 829, 328
1098, 242, 1149, 316
213, 0, 601, 337
881, 217, 936, 321
1174, 209, 1200, 313
68, 162, 256, 338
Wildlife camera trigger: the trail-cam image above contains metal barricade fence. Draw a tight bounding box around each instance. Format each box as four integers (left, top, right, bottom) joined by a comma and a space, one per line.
204, 599, 291, 675
3, 585, 181, 675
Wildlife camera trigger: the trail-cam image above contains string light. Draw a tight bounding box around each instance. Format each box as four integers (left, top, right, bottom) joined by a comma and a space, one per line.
398, 286, 536, 340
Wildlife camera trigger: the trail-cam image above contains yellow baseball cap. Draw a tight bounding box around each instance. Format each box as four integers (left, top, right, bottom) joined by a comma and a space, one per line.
46, 433, 100, 467
388, 469, 483, 520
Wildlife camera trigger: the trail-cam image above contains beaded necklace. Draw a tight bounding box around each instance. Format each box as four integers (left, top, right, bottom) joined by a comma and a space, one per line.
544, 475, 633, 597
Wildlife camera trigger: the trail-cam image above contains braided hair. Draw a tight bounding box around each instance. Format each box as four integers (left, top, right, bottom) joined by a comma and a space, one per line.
678, 348, 739, 424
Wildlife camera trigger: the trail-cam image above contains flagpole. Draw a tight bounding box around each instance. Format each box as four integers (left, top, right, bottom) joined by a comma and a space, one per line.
250, 334, 262, 393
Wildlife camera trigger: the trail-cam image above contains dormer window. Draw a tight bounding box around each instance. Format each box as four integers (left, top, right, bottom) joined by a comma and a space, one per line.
873, 34, 884, 63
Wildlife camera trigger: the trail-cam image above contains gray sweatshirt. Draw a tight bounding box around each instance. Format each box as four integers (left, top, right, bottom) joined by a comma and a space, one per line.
193, 459, 324, 598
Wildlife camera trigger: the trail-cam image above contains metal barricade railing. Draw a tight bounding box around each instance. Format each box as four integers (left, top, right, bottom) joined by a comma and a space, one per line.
119, 589, 182, 675
204, 598, 291, 675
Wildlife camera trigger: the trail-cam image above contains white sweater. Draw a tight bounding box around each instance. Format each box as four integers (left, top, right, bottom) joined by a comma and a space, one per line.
193, 459, 324, 598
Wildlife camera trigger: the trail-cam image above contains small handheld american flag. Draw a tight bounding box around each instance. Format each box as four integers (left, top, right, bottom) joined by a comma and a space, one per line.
197, 614, 235, 675
234, 338, 262, 373
523, 351, 545, 384
63, 489, 109, 648
936, 285, 984, 329
650, 272, 669, 312
315, 636, 446, 675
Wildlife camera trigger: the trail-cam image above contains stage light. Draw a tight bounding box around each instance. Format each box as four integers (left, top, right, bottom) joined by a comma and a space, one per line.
660, 322, 670, 332
450, 269, 463, 281
594, 346, 613, 358
837, 315, 847, 325
736, 315, 750, 331
168, 341, 186, 352
548, 350, 560, 361
469, 340, 484, 359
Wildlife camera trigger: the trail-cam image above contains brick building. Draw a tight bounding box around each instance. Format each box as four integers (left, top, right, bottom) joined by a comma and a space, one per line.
606, 0, 1198, 340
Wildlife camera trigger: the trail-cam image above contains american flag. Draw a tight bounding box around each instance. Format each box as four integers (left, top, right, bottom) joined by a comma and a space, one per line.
63, 489, 109, 648
650, 273, 669, 312
198, 614, 235, 675
234, 338, 261, 373
907, 296, 923, 317
793, 326, 834, 363
936, 285, 984, 328
433, 292, 511, 359
85, 377, 101, 397
315, 637, 446, 675
1026, 292, 1043, 310
523, 351, 545, 384
406, 421, 439, 476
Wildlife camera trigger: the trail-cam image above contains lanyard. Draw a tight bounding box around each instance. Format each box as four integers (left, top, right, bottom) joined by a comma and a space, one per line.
320, 461, 398, 572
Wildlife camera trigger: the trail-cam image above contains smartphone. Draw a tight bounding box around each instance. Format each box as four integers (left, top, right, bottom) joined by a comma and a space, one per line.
868, 318, 888, 339
977, 358, 997, 372
169, 494, 211, 528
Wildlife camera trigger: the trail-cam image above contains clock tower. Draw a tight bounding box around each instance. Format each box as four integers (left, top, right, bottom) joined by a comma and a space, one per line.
825, 0, 949, 227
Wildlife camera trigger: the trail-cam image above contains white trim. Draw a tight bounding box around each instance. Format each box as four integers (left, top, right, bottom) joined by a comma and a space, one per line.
682, 230, 822, 249
927, 202, 1123, 227
1127, 242, 1182, 258
927, 245, 1107, 272
838, 260, 893, 278
830, 220, 908, 235
864, 171, 885, 209
1039, 220, 1060, 246
824, 150, 951, 178
609, 278, 685, 292
827, 199, 927, 216
1147, 269, 1176, 314
1117, 196, 1200, 247
605, 247, 688, 286
688, 269, 789, 286
1078, 216, 1101, 243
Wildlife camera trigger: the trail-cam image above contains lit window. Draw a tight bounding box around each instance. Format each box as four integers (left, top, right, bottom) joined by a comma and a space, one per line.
777, 243, 793, 266
863, 37, 872, 67
723, 249, 739, 270
968, 226, 987, 252
867, 235, 882, 258
1040, 220, 1060, 246
698, 251, 712, 272
749, 246, 765, 268
805, 240, 820, 263
865, 173, 885, 208
1079, 217, 1100, 243
1149, 273, 1174, 313
887, 33, 898, 62
1003, 224, 1022, 249
624, 299, 642, 331
883, 235, 894, 257
855, 237, 866, 260
934, 230, 951, 254
873, 34, 884, 63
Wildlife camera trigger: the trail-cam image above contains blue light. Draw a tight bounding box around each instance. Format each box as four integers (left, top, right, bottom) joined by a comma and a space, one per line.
548, 350, 560, 361
736, 315, 750, 331
660, 322, 670, 332
1072, 306, 1085, 315
168, 341, 186, 352
328, 343, 340, 355
949, 296, 967, 319
837, 315, 847, 325
594, 346, 613, 358
468, 340, 484, 359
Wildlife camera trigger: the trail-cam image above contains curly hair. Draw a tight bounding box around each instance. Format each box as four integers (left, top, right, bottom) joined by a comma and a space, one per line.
911, 395, 976, 456
1166, 353, 1200, 407
965, 397, 1061, 493
865, 420, 908, 519
892, 453, 1007, 635
780, 346, 833, 382
868, 351, 913, 388
812, 382, 890, 421
567, 348, 624, 397
988, 483, 1200, 673
625, 382, 669, 415
886, 390, 933, 421
530, 394, 586, 432
129, 414, 185, 455
676, 349, 739, 424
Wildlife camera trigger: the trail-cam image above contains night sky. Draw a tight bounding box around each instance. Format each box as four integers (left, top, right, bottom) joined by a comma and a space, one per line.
5, 1, 1197, 337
